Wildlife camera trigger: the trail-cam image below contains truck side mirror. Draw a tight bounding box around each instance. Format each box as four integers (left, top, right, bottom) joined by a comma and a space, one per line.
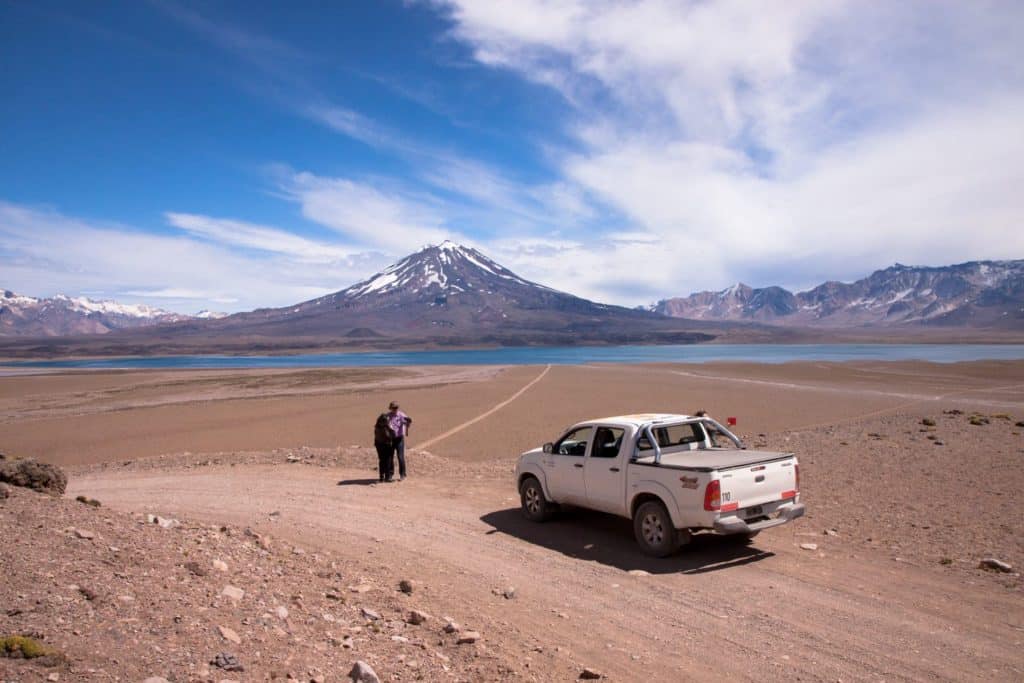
542, 442, 553, 454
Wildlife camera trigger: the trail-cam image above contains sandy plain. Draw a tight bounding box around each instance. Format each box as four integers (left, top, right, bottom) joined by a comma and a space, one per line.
2, 360, 1024, 681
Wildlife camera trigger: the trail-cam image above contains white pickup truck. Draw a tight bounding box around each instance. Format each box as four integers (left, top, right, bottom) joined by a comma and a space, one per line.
515, 413, 805, 556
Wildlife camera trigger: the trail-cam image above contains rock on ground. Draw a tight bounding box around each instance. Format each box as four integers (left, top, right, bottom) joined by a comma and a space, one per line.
406, 609, 430, 625
0, 456, 67, 495
979, 558, 1013, 572
349, 660, 381, 683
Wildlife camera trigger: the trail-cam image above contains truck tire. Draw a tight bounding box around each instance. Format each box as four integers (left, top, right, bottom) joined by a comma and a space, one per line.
520, 476, 553, 522
633, 500, 681, 557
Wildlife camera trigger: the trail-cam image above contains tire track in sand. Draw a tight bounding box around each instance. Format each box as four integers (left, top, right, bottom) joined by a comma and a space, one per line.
416, 364, 552, 450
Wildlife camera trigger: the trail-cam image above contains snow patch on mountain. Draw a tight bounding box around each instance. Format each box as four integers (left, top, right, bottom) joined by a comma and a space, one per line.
339, 241, 543, 301
649, 260, 1024, 329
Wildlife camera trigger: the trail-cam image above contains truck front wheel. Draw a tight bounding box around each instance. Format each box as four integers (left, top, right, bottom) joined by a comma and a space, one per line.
633, 500, 681, 557
520, 477, 553, 522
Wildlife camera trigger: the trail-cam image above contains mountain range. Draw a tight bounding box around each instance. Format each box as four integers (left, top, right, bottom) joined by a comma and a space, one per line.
1, 248, 1021, 354
0, 290, 224, 337
649, 260, 1024, 329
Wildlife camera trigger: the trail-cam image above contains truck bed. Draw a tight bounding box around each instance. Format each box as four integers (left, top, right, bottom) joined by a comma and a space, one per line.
633, 448, 794, 472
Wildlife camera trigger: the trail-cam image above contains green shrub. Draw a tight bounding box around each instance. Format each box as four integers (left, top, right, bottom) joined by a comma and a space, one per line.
0, 635, 55, 658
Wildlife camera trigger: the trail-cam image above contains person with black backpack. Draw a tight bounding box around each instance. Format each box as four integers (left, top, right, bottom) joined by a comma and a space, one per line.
374, 412, 396, 483
386, 401, 413, 481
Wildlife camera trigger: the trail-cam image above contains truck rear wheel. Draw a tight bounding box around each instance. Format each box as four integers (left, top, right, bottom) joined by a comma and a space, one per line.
633, 500, 681, 557
520, 477, 553, 522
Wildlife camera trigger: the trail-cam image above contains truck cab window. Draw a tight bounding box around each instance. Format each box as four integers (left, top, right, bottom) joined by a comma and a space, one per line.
637, 423, 707, 451
592, 427, 624, 458
554, 426, 592, 456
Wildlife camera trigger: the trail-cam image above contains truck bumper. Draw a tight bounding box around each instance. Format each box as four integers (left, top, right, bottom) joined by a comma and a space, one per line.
713, 502, 805, 535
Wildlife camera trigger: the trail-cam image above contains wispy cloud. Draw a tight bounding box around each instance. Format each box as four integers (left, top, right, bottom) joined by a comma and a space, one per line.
165, 212, 357, 263
304, 105, 420, 155
279, 171, 454, 251
0, 201, 386, 313
150, 0, 309, 72
429, 0, 1024, 300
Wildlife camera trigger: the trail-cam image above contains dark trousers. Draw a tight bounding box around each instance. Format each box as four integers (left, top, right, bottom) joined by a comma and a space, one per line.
394, 437, 406, 478
375, 442, 394, 481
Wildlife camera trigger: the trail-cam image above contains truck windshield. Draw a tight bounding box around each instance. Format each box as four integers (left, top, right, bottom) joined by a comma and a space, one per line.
637, 423, 707, 450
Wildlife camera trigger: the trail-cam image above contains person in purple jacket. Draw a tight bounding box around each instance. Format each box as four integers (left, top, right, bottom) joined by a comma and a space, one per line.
387, 401, 413, 481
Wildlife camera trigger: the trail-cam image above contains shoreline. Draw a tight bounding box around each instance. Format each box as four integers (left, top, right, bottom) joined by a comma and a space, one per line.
2, 341, 1024, 371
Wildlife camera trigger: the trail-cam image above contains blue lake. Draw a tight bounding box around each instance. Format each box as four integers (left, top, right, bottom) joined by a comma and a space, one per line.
5, 344, 1024, 369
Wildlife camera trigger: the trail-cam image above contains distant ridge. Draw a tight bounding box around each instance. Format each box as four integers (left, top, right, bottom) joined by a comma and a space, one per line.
0, 289, 224, 337
649, 260, 1024, 329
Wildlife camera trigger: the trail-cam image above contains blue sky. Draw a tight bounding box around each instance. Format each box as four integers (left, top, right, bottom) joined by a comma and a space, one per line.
2, 1, 1023, 313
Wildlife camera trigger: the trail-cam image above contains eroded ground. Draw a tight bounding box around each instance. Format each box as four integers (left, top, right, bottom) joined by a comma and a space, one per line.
2, 361, 1023, 681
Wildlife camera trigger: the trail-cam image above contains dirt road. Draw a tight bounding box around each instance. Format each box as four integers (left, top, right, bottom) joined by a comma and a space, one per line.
70, 461, 1023, 682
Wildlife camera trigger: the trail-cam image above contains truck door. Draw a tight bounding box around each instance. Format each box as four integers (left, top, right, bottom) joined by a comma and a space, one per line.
584, 426, 626, 514
544, 426, 592, 505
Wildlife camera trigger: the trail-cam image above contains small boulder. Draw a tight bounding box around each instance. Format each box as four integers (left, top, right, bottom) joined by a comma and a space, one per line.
456, 630, 481, 644
221, 585, 245, 601
274, 605, 289, 620
406, 609, 430, 626
212, 559, 228, 572
73, 528, 96, 540
217, 625, 242, 644
0, 457, 67, 495
800, 543, 818, 551
184, 561, 207, 577
443, 619, 460, 634
349, 660, 381, 683
580, 668, 603, 680
360, 607, 381, 621
0, 482, 10, 499
979, 558, 1013, 573
210, 652, 244, 672
75, 495, 101, 507
399, 579, 415, 594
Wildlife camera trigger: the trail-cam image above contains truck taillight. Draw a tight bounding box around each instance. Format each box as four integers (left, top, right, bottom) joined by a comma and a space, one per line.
703, 480, 721, 511
795, 463, 800, 492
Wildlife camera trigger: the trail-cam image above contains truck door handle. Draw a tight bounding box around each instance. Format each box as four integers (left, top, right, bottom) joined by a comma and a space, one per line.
609, 467, 620, 472
574, 463, 584, 468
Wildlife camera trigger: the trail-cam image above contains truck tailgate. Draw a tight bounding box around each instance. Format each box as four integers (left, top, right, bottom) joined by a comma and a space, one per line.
718, 456, 797, 510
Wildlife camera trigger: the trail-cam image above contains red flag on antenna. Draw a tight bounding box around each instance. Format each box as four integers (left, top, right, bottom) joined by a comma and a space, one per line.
727, 417, 737, 426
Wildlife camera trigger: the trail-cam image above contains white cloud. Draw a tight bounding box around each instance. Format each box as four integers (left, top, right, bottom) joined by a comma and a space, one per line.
0, 201, 386, 313
281, 171, 454, 251
165, 212, 357, 263
432, 0, 1024, 302
305, 105, 419, 155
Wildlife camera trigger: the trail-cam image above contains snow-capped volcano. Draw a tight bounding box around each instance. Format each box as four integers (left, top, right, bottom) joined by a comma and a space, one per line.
204, 241, 711, 346
0, 290, 218, 337
341, 241, 543, 301
285, 240, 617, 324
